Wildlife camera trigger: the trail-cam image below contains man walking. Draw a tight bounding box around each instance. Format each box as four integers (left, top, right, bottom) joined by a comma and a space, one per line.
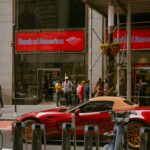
62, 76, 72, 106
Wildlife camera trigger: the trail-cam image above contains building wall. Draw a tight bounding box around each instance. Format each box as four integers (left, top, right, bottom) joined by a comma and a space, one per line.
88, 9, 103, 93
0, 0, 13, 104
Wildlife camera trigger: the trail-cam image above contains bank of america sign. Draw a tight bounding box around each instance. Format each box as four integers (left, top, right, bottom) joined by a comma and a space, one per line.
16, 30, 85, 53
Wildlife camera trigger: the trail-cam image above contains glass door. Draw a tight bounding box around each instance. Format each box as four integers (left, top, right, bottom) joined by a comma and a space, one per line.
37, 68, 61, 101
133, 64, 150, 105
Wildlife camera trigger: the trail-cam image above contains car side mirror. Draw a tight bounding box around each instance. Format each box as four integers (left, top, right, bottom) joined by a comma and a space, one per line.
75, 109, 80, 116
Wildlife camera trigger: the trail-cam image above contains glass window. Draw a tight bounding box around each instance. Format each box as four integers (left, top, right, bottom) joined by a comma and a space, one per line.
15, 53, 85, 100
16, 0, 85, 30
69, 0, 85, 28
79, 101, 114, 113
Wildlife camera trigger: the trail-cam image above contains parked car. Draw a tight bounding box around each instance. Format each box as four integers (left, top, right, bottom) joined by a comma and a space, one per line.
14, 96, 150, 149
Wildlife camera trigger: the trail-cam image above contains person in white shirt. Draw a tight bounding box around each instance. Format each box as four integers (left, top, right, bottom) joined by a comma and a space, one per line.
62, 76, 72, 106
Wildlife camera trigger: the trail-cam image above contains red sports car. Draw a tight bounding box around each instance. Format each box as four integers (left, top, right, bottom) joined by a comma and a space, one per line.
14, 96, 150, 149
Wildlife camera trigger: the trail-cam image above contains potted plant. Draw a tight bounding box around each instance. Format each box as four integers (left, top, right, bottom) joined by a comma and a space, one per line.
100, 43, 110, 55
110, 42, 121, 55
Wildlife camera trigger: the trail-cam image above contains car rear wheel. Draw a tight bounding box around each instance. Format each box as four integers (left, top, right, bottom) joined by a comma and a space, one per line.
128, 121, 145, 149
24, 119, 39, 143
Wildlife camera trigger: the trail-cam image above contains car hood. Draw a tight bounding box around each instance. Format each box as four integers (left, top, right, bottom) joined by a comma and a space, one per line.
39, 107, 68, 113
16, 106, 69, 121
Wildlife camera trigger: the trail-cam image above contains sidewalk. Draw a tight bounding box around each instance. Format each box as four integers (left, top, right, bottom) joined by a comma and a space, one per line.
0, 101, 57, 120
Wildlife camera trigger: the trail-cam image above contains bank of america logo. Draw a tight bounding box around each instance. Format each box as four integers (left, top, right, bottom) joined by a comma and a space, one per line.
66, 37, 81, 45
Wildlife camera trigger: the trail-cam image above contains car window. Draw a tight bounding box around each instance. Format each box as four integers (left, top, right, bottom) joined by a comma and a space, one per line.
67, 101, 89, 113
123, 100, 135, 105
79, 101, 113, 113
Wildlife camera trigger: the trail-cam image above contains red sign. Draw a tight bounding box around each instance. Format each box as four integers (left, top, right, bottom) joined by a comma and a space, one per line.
113, 29, 150, 50
16, 30, 85, 52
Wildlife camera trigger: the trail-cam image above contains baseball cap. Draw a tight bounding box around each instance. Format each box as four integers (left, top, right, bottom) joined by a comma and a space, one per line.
65, 76, 69, 80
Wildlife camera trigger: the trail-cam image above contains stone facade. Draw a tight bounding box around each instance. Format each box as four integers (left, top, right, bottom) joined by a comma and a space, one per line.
0, 0, 13, 104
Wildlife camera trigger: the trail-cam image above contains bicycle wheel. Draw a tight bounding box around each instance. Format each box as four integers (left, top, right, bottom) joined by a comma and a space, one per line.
0, 131, 3, 150
114, 131, 127, 150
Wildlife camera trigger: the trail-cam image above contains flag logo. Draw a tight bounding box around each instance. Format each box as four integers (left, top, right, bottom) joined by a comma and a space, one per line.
66, 37, 81, 45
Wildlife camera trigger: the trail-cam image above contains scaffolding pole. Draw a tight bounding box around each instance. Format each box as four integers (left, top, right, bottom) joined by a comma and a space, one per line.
127, 0, 132, 100
88, 7, 93, 98
116, 10, 120, 96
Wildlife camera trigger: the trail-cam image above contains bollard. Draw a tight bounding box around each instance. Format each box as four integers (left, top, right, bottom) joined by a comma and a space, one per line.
140, 127, 150, 150
84, 125, 99, 150
13, 122, 27, 150
32, 124, 46, 150
72, 113, 76, 150
62, 123, 72, 150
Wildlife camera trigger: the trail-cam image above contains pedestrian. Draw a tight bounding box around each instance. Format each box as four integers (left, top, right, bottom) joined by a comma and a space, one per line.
72, 79, 79, 105
93, 77, 104, 96
47, 80, 54, 101
0, 85, 4, 108
62, 76, 72, 106
77, 80, 85, 103
94, 85, 103, 97
103, 78, 109, 96
55, 81, 62, 107
137, 79, 146, 106
96, 78, 104, 90
84, 80, 90, 101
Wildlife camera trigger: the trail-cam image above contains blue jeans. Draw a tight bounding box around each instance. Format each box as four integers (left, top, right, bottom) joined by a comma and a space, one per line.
56, 92, 61, 106
64, 92, 72, 106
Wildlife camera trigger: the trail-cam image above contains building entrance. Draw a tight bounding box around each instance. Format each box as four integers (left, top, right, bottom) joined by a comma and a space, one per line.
134, 64, 150, 105
37, 68, 61, 101
15, 53, 86, 104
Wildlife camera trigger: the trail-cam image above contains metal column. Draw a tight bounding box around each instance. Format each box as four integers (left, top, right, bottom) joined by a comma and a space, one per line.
116, 11, 120, 96
88, 7, 93, 98
127, 0, 132, 100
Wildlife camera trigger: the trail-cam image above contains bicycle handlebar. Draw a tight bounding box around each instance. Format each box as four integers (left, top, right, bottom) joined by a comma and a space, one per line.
101, 110, 137, 123
111, 111, 137, 123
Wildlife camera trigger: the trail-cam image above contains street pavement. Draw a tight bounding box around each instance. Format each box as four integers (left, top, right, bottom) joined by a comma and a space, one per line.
0, 101, 57, 120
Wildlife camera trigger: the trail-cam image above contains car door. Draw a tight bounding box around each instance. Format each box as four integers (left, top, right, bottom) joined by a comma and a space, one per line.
73, 101, 114, 139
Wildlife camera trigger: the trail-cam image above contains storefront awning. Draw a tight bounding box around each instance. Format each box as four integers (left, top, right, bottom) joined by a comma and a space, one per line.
83, 0, 150, 16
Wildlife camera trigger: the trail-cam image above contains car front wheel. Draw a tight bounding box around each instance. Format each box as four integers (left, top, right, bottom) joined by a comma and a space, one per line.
24, 119, 39, 143
128, 121, 145, 149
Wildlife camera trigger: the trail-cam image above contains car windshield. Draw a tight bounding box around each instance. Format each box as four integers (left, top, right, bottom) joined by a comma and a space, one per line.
65, 101, 89, 113
65, 100, 114, 113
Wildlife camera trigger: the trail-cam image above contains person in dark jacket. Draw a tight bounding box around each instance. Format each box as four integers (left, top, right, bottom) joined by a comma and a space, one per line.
137, 79, 146, 106
84, 80, 90, 101
0, 85, 3, 107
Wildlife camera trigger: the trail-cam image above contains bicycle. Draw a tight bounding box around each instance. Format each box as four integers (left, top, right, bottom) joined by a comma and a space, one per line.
103, 110, 136, 150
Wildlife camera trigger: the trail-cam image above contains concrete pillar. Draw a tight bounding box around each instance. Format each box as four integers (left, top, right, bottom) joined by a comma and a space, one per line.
0, 0, 13, 104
